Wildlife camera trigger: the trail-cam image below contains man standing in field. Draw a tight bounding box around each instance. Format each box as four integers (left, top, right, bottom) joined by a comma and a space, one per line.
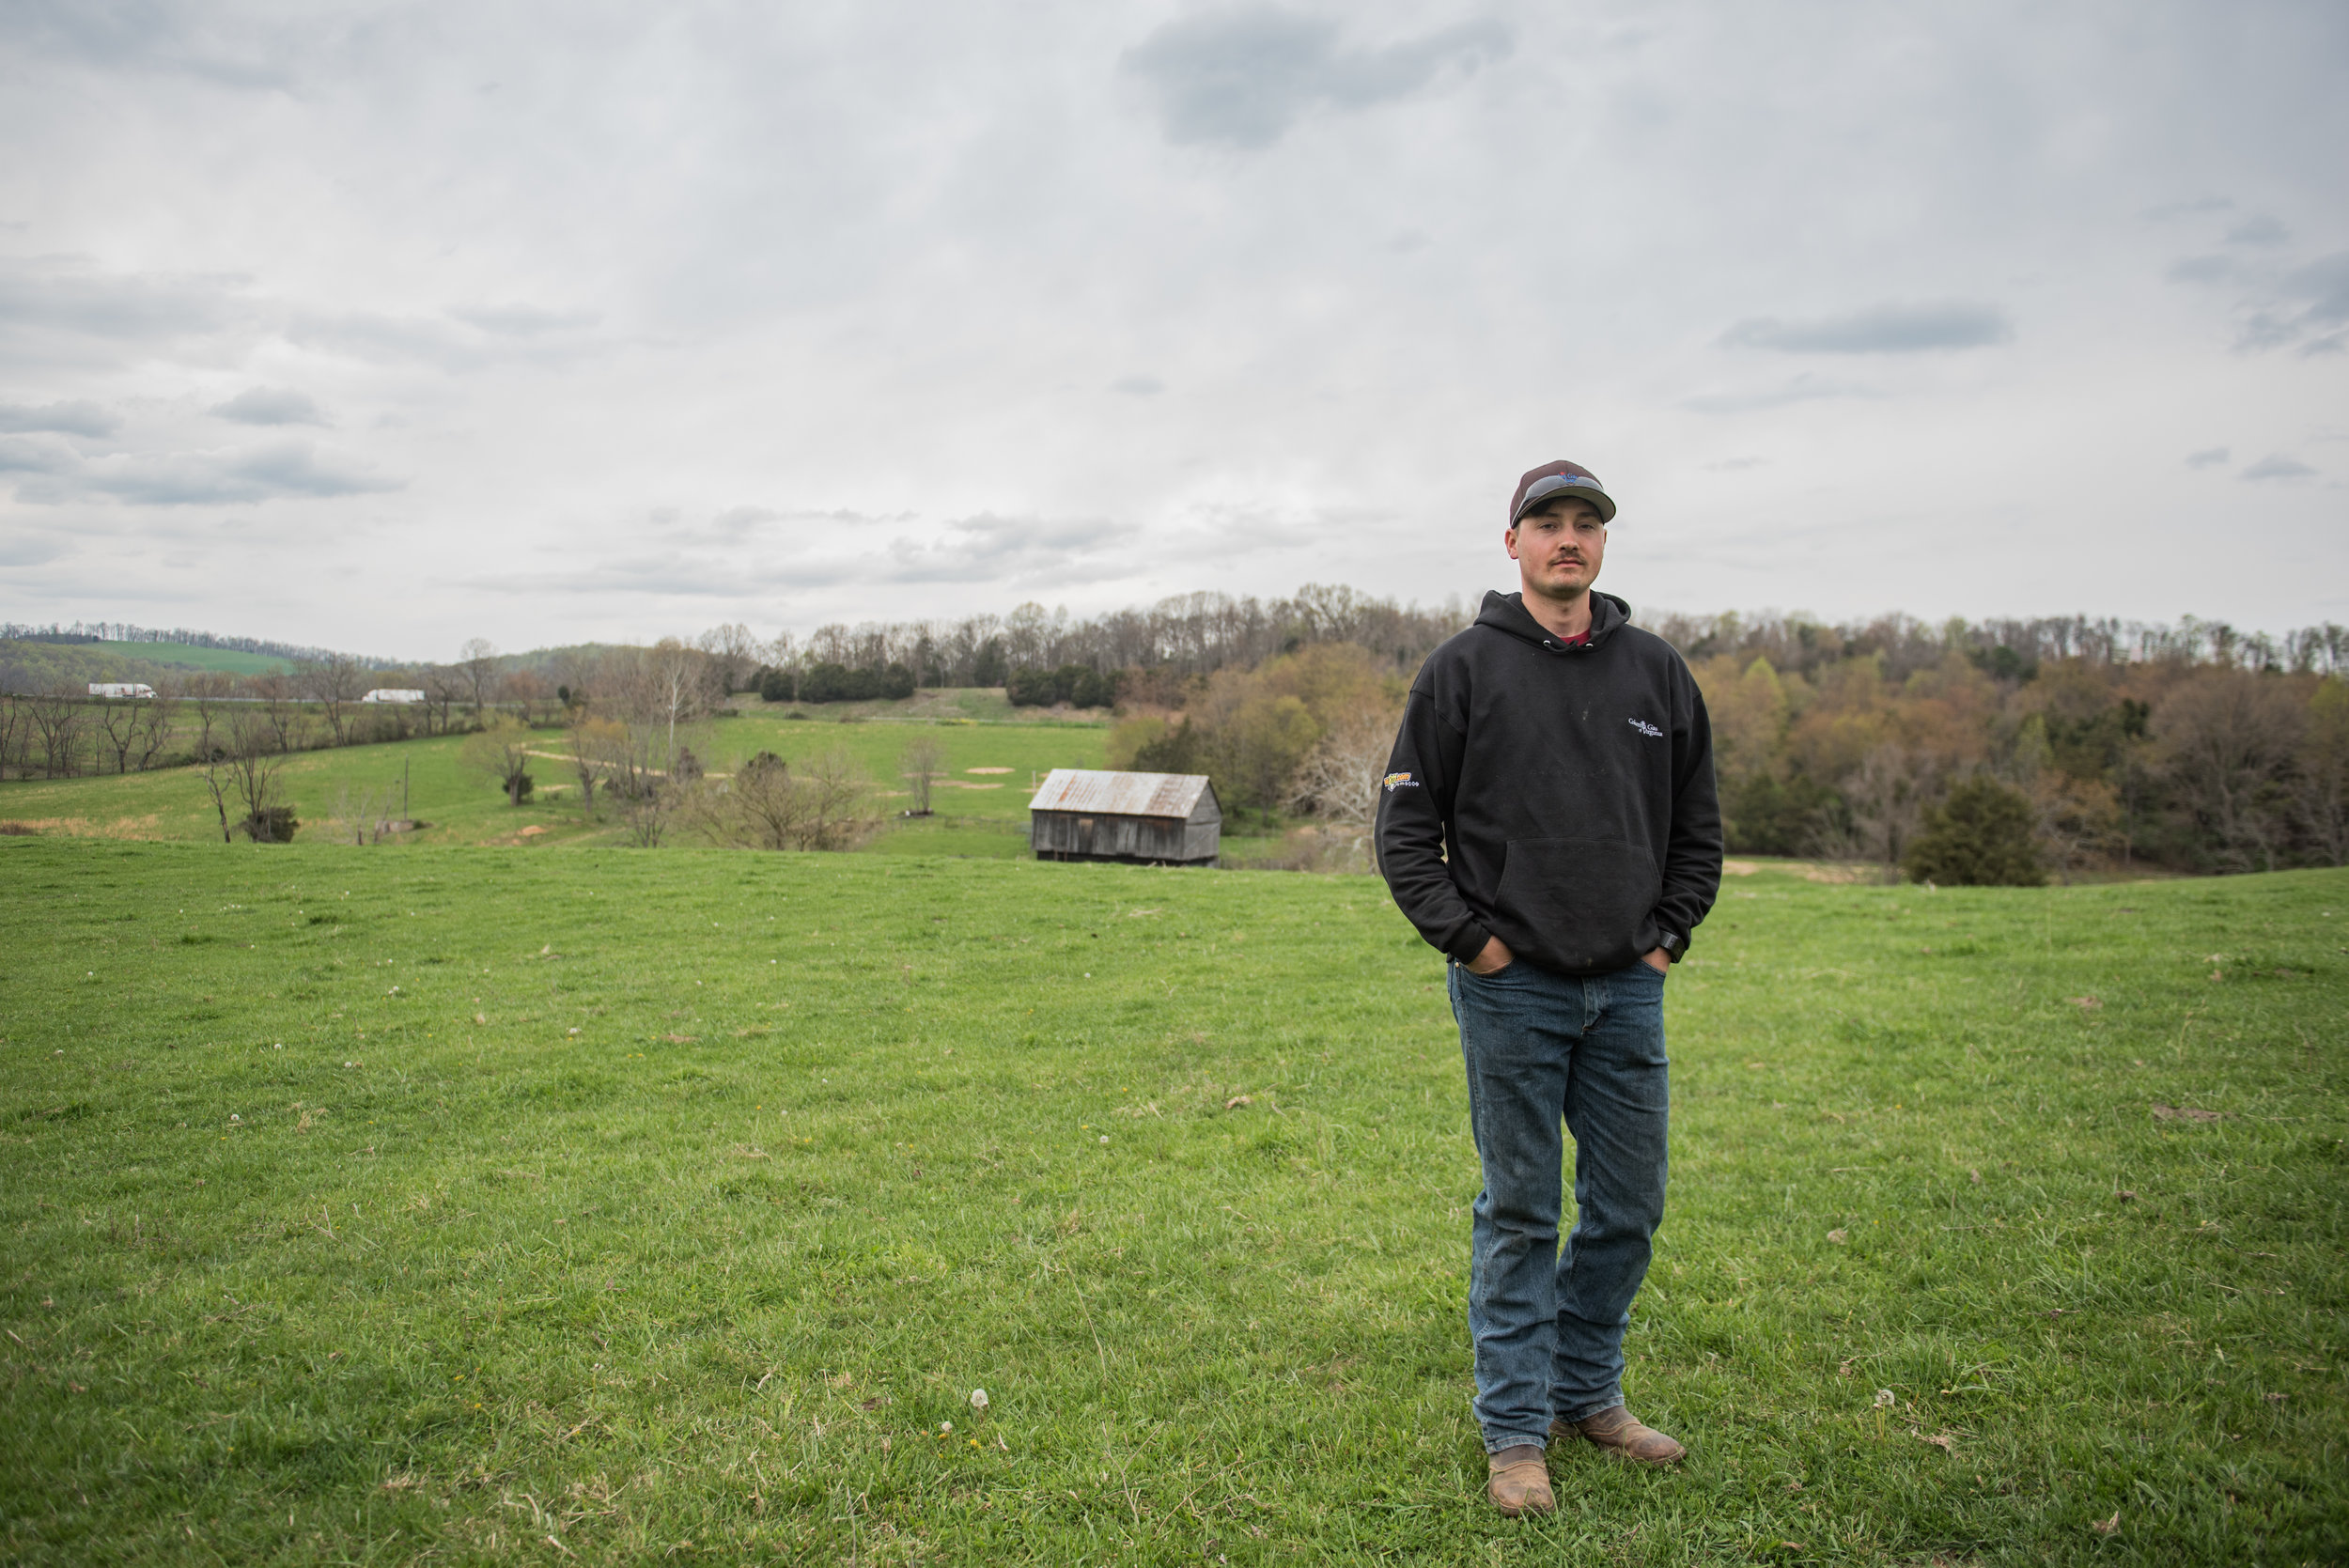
1376, 459, 1722, 1516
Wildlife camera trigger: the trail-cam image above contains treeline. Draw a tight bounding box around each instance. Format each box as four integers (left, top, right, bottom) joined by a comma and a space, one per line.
1095, 607, 2349, 881
0, 644, 538, 781
698, 583, 1467, 703
1674, 613, 2347, 877
11, 590, 2346, 881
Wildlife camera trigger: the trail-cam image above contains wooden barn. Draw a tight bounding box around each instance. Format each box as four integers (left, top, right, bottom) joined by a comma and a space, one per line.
1028, 768, 1221, 866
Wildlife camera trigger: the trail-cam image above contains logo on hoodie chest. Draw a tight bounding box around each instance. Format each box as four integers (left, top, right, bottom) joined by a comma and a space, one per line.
1628, 718, 1662, 738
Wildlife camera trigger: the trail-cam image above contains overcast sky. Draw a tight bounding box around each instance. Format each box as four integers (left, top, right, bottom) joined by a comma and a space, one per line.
1, 0, 2343, 662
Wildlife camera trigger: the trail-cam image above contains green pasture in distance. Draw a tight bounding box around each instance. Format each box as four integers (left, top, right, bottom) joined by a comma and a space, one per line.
0, 640, 295, 677
2, 841, 2341, 1565
131, 642, 299, 675
0, 718, 1109, 850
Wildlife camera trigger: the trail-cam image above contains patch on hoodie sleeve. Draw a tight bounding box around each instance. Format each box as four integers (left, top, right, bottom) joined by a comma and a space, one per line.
1381, 771, 1420, 791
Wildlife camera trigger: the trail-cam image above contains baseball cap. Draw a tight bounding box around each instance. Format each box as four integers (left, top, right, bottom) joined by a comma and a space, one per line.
1509, 459, 1616, 525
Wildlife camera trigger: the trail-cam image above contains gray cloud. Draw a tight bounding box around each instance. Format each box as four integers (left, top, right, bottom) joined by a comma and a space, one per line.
0, 256, 257, 366
449, 304, 602, 338
2142, 196, 2234, 221
1122, 7, 1510, 148
1720, 302, 2014, 354
0, 528, 70, 567
1684, 374, 1879, 414
491, 509, 1140, 601
2168, 254, 2238, 286
1110, 374, 1165, 396
2225, 215, 2291, 247
883, 512, 1142, 585
2, 0, 298, 89
288, 308, 605, 371
210, 386, 324, 426
2185, 446, 2229, 469
2241, 453, 2316, 482
2170, 245, 2349, 354
0, 398, 118, 436
0, 436, 397, 505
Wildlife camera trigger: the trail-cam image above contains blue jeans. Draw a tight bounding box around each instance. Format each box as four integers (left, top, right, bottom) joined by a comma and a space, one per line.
1447, 956, 1671, 1453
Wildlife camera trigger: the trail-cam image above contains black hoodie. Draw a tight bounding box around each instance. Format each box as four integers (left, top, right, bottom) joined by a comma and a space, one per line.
1375, 589, 1722, 976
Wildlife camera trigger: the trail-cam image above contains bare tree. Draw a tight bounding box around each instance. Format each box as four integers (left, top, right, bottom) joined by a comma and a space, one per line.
423, 664, 466, 735
330, 781, 390, 845
1286, 703, 1398, 833
182, 672, 234, 759
26, 689, 86, 778
92, 689, 150, 773
202, 709, 292, 841
796, 746, 879, 849
0, 694, 24, 779
198, 744, 237, 843
1814, 744, 1933, 872
696, 753, 795, 848
549, 646, 599, 713
699, 747, 878, 850
2028, 772, 2121, 883
461, 718, 537, 805
501, 668, 552, 726
565, 717, 617, 814
249, 673, 303, 753
697, 623, 766, 695
619, 782, 672, 846
301, 653, 369, 745
900, 734, 945, 815
2154, 671, 2305, 872
459, 638, 500, 720
648, 638, 710, 769
2295, 678, 2349, 867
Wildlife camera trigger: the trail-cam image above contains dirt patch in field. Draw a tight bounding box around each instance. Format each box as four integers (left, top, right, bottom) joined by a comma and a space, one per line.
1, 815, 163, 840
1799, 862, 1883, 884
965, 767, 1013, 774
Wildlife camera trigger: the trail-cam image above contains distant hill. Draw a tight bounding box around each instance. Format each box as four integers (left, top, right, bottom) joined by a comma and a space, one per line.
114, 642, 295, 675
0, 622, 388, 670
0, 639, 303, 693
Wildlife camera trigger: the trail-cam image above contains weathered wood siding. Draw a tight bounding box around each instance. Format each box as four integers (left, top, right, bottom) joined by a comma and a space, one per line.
1028, 769, 1221, 864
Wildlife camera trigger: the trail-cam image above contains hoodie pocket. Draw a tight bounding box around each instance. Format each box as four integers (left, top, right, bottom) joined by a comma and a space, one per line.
1493, 838, 1659, 973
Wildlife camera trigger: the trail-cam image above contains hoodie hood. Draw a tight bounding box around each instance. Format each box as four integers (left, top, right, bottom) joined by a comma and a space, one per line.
1474, 588, 1632, 652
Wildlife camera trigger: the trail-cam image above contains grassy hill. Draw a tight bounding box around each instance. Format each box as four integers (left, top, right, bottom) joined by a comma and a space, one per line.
117, 641, 299, 675
2, 841, 2341, 1563
0, 638, 295, 693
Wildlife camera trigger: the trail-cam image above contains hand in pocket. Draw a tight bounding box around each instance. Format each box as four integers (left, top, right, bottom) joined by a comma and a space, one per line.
1467, 936, 1517, 975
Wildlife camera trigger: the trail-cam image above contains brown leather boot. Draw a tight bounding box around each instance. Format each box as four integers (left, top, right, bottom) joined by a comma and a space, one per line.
1553, 1406, 1687, 1465
1486, 1445, 1554, 1516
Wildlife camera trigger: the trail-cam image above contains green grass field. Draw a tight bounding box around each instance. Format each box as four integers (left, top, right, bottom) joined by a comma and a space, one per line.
0, 715, 1314, 865
2, 841, 2342, 1564
0, 719, 1113, 857
131, 644, 301, 676
0, 640, 295, 681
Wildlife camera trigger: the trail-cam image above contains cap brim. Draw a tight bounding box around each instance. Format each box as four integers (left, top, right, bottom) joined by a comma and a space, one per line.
1512, 474, 1616, 524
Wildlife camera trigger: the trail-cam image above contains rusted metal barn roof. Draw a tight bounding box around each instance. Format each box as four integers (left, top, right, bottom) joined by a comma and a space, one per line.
1028, 768, 1213, 818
